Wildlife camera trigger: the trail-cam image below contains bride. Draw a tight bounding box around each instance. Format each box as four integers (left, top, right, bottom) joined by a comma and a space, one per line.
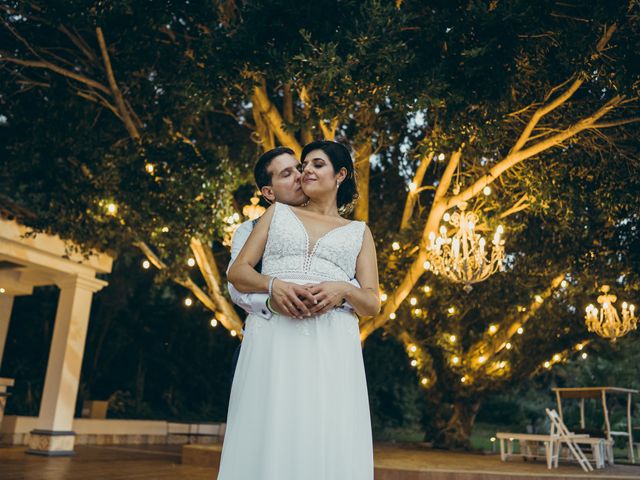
219, 140, 380, 480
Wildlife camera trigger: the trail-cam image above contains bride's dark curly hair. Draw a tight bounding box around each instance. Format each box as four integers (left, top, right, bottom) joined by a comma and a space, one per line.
300, 140, 359, 213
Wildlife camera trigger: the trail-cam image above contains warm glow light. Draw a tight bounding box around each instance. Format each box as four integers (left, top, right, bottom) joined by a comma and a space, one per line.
210, 318, 218, 327
145, 162, 155, 174
478, 356, 486, 364
161, 226, 169, 233
505, 342, 512, 350
449, 335, 457, 343
409, 345, 417, 353
517, 327, 524, 335
488, 325, 498, 335
0, 288, 5, 294
423, 285, 431, 294
423, 261, 431, 270
576, 343, 584, 351
581, 352, 588, 360
411, 359, 418, 367
230, 330, 237, 337
392, 242, 400, 251
490, 437, 496, 442
438, 153, 446, 161
448, 306, 455, 314
184, 297, 193, 307
535, 295, 543, 303
482, 185, 491, 196
553, 354, 561, 362
443, 212, 451, 222
410, 297, 417, 306
142, 260, 151, 269
544, 361, 551, 369
390, 312, 397, 320
460, 376, 467, 383
380, 293, 388, 302
421, 377, 429, 385
187, 257, 196, 267
561, 280, 568, 288
452, 356, 460, 365
106, 202, 118, 215
409, 182, 417, 192
413, 308, 422, 316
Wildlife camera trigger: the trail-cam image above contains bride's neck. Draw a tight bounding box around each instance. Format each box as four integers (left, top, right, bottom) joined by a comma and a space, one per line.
303, 197, 340, 216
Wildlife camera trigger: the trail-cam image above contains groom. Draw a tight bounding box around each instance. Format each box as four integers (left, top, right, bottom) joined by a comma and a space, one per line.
226, 146, 358, 378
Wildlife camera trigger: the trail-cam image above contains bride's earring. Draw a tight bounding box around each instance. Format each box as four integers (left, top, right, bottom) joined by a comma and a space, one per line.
336, 179, 341, 188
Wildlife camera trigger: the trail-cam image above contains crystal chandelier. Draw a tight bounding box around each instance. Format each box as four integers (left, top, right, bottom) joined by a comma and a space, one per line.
585, 285, 636, 340
242, 195, 265, 220
424, 204, 506, 292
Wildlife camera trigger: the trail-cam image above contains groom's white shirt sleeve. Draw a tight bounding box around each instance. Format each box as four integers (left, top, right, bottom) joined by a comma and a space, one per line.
227, 220, 273, 320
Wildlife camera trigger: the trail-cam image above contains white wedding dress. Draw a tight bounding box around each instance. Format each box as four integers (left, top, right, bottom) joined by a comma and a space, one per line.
217, 202, 374, 480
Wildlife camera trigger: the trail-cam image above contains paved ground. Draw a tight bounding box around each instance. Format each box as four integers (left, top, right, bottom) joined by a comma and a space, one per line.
1, 443, 639, 479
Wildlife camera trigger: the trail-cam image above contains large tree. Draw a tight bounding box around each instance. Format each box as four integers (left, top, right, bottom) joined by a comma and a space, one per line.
2, 0, 639, 447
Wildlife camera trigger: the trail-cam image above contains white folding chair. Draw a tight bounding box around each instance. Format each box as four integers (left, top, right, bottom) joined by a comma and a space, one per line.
546, 408, 594, 472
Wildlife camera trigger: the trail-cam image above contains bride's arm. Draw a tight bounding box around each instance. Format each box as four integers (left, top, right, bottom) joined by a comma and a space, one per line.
344, 225, 381, 316
228, 204, 315, 318
227, 205, 274, 293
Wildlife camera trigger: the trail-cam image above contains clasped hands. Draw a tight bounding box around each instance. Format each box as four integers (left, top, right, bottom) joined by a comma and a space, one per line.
270, 278, 350, 319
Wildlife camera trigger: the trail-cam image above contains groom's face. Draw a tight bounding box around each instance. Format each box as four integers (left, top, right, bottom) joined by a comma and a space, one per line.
262, 153, 308, 206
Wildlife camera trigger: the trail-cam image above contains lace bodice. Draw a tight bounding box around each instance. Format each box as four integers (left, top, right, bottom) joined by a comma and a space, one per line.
262, 202, 366, 282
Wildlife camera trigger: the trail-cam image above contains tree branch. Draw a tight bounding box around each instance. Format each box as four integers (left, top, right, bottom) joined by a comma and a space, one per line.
400, 151, 434, 231
96, 27, 141, 141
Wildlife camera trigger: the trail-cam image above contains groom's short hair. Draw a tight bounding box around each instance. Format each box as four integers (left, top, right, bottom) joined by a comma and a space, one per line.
254, 147, 295, 189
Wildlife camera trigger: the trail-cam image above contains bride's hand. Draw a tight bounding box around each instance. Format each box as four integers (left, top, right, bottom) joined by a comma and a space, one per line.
305, 282, 351, 315
271, 278, 317, 319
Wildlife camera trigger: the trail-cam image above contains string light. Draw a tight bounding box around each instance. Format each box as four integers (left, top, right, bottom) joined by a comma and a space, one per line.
581, 352, 588, 360
410, 297, 418, 306
105, 202, 118, 215
409, 345, 417, 353
423, 261, 431, 269
411, 359, 418, 367
478, 355, 487, 364
389, 312, 397, 320
488, 325, 498, 335
184, 297, 193, 307
505, 342, 512, 350
482, 186, 491, 196
449, 334, 457, 344
517, 327, 524, 335
392, 242, 400, 251
552, 354, 561, 362
575, 343, 584, 351
409, 182, 417, 192
187, 257, 196, 267
448, 306, 456, 314
230, 330, 237, 337
210, 318, 218, 327
423, 285, 431, 294
460, 376, 467, 383
142, 260, 150, 269
438, 153, 446, 161
561, 280, 568, 288
544, 361, 551, 369
145, 163, 155, 174
452, 356, 460, 365
421, 377, 429, 385
380, 293, 388, 302
413, 308, 423, 315
535, 295, 543, 303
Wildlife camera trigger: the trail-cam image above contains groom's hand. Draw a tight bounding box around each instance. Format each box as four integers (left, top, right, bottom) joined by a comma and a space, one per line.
271, 279, 317, 319
305, 281, 349, 315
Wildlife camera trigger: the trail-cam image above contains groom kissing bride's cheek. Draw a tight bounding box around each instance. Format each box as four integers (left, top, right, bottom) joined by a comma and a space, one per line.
220, 141, 380, 480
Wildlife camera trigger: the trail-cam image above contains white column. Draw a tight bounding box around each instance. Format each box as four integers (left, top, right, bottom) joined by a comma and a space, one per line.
0, 294, 15, 370
27, 275, 107, 456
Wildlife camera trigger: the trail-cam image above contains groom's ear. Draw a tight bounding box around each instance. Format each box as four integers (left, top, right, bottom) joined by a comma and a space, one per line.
261, 185, 276, 204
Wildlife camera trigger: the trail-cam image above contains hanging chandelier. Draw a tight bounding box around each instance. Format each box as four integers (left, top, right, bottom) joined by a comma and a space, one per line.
585, 285, 636, 340
424, 204, 506, 292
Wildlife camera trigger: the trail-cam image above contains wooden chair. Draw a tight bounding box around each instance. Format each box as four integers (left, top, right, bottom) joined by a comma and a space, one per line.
546, 408, 594, 472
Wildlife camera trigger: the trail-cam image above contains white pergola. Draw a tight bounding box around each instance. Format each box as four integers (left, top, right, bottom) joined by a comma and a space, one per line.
0, 213, 113, 456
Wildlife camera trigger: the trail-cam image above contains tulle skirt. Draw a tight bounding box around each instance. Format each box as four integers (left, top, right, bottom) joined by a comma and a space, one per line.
217, 305, 374, 480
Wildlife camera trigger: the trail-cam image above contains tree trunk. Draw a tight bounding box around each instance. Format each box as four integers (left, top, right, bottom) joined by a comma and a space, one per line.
435, 399, 482, 450
354, 143, 371, 222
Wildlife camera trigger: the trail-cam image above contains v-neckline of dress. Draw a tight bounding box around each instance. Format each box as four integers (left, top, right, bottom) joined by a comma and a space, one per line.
283, 203, 356, 259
